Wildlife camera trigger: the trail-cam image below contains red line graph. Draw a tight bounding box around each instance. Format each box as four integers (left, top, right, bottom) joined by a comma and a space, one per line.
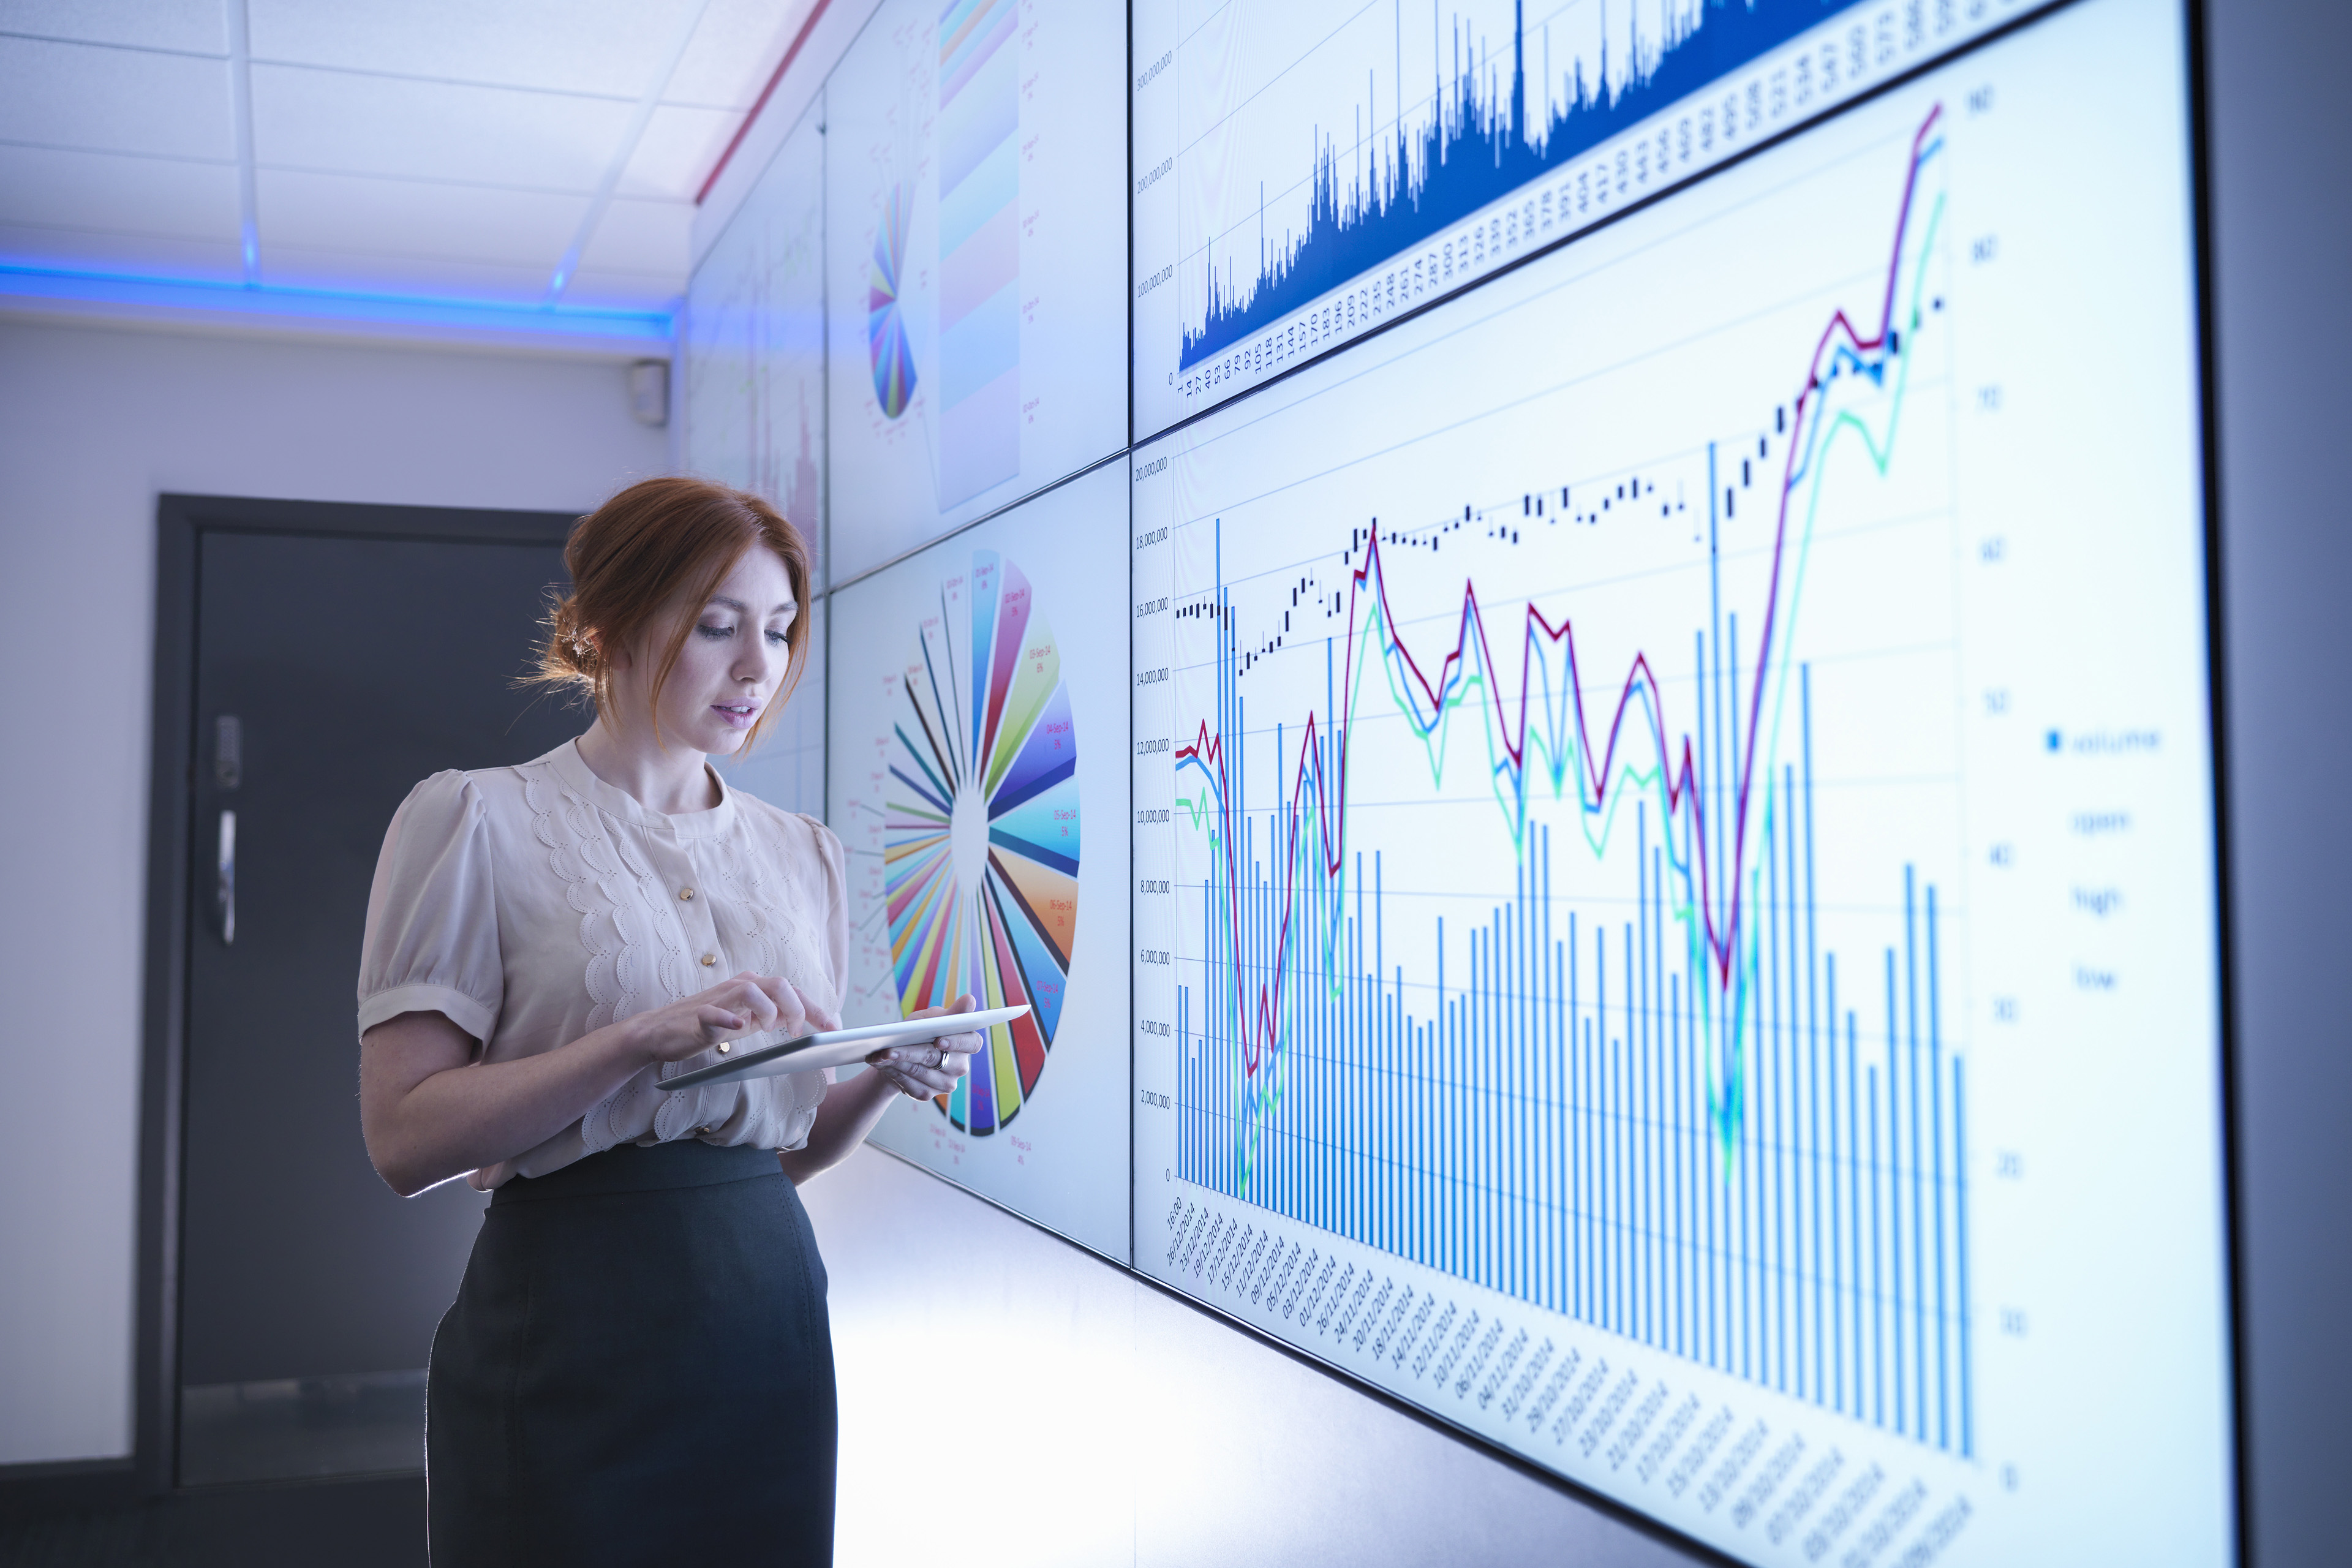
1173, 108, 1946, 1085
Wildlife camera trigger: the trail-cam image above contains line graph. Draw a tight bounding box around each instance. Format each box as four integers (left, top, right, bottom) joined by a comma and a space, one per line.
1131, 0, 2024, 435
1169, 113, 1969, 1446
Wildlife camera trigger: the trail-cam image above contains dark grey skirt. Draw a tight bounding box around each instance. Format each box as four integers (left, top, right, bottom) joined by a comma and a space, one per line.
426, 1140, 836, 1567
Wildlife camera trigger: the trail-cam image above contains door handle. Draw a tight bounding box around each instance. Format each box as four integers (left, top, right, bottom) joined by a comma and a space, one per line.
216, 809, 236, 946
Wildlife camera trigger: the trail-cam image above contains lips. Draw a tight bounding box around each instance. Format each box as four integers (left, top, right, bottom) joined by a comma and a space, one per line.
712, 701, 761, 729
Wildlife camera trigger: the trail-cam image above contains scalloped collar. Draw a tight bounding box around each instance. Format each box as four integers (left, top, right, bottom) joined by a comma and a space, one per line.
538, 739, 739, 841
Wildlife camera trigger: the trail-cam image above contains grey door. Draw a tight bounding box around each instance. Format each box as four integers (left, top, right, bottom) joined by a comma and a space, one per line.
179, 521, 578, 1485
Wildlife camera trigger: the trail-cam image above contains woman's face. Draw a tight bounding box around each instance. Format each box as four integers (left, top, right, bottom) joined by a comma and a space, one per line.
619, 546, 798, 756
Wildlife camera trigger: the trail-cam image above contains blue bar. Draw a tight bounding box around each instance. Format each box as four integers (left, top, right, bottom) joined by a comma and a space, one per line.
1803, 660, 1826, 1410
1646, 827, 1665, 1354
1931, 883, 1948, 1453
1907, 867, 1926, 1442
1770, 793, 1787, 1393
1826, 954, 1844, 1417
1868, 1048, 1882, 1428
1779, 767, 1797, 1399
1956, 1055, 1973, 1457
1572, 910, 1583, 1323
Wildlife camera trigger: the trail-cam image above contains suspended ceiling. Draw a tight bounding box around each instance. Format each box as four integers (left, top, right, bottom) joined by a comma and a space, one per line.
0, 0, 826, 344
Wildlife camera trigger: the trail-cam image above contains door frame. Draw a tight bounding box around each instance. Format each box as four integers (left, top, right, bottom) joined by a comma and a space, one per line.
137, 494, 580, 1496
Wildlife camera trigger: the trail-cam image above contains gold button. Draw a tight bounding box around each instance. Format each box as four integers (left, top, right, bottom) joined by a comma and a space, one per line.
695, 1125, 711, 1136
716, 1042, 731, 1054
679, 887, 696, 900
700, 953, 717, 966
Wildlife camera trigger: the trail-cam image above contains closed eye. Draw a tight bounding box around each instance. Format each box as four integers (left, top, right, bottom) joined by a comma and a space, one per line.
696, 622, 735, 640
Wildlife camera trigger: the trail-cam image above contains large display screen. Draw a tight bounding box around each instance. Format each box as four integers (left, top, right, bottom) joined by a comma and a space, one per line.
684, 103, 829, 816
1131, 0, 2026, 439
829, 464, 1133, 1261
1129, 0, 2230, 1559
823, 0, 1129, 582
679, 0, 2237, 1559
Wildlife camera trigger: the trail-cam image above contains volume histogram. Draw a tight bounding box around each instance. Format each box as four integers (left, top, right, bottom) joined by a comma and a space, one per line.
1133, 4, 2229, 1561
1131, 0, 2027, 436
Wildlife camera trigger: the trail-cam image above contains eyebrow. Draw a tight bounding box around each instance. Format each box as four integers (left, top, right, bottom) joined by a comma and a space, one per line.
707, 595, 797, 616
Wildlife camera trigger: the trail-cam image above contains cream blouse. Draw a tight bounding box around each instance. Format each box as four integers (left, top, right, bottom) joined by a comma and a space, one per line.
356, 740, 846, 1188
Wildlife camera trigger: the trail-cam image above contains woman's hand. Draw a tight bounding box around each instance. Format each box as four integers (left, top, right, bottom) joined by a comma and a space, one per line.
363, 973, 846, 1197
627, 971, 839, 1066
782, 994, 984, 1183
868, 992, 985, 1100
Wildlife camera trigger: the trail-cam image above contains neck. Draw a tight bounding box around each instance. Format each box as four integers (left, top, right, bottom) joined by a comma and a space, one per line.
573, 715, 720, 815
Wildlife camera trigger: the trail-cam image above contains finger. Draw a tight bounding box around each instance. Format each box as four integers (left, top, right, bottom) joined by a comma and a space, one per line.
884, 1064, 942, 1100
746, 973, 791, 1012
730, 980, 781, 1033
700, 1005, 746, 1039
767, 975, 813, 1035
948, 992, 978, 1014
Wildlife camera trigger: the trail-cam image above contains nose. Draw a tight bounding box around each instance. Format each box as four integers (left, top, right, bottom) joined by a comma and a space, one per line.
734, 636, 777, 685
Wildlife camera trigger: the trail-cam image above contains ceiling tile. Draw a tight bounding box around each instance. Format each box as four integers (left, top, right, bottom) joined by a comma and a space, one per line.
559, 265, 684, 315
664, 0, 817, 109
0, 34, 232, 159
246, 0, 696, 100
0, 142, 239, 239
258, 243, 559, 306
617, 102, 737, 199
575, 196, 692, 277
0, 219, 241, 280
0, 0, 225, 54
257, 168, 587, 270
251, 62, 632, 190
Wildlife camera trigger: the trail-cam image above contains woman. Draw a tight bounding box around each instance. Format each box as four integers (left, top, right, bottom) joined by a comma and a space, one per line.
356, 476, 975, 1566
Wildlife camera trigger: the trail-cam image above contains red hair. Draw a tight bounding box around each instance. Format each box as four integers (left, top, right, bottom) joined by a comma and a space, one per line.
533, 476, 812, 753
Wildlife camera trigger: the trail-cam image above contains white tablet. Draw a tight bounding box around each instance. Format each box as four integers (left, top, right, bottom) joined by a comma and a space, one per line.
657, 1005, 1030, 1092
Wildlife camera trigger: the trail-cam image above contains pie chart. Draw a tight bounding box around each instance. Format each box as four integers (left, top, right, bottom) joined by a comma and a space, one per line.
866, 183, 916, 418
881, 549, 1077, 1134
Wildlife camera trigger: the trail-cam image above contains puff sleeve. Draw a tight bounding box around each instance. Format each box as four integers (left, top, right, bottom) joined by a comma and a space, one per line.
356, 770, 503, 1045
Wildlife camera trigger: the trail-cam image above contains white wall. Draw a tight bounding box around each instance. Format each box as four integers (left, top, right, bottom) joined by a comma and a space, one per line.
805, 1145, 1691, 1568
0, 319, 668, 1466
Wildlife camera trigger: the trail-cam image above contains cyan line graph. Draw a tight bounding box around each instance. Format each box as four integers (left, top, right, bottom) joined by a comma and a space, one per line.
1169, 112, 1970, 1450
1183, 0, 1869, 369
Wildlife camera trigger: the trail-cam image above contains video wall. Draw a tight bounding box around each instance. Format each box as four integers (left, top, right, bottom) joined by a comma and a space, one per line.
685, 1, 2234, 1562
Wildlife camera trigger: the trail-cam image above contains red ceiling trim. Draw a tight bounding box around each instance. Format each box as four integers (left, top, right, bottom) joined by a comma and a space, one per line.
695, 0, 836, 206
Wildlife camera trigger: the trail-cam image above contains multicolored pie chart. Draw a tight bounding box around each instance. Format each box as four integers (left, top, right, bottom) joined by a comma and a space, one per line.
866, 182, 916, 418
881, 550, 1077, 1134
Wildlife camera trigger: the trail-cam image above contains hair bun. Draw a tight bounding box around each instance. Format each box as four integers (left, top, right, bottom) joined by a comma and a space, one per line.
537, 592, 600, 688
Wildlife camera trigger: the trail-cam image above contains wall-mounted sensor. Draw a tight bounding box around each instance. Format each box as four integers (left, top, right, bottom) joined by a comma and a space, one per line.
628, 360, 669, 428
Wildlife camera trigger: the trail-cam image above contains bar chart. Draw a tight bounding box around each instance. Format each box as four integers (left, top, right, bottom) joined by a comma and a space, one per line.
1131, 0, 2027, 434
1175, 553, 1973, 1451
